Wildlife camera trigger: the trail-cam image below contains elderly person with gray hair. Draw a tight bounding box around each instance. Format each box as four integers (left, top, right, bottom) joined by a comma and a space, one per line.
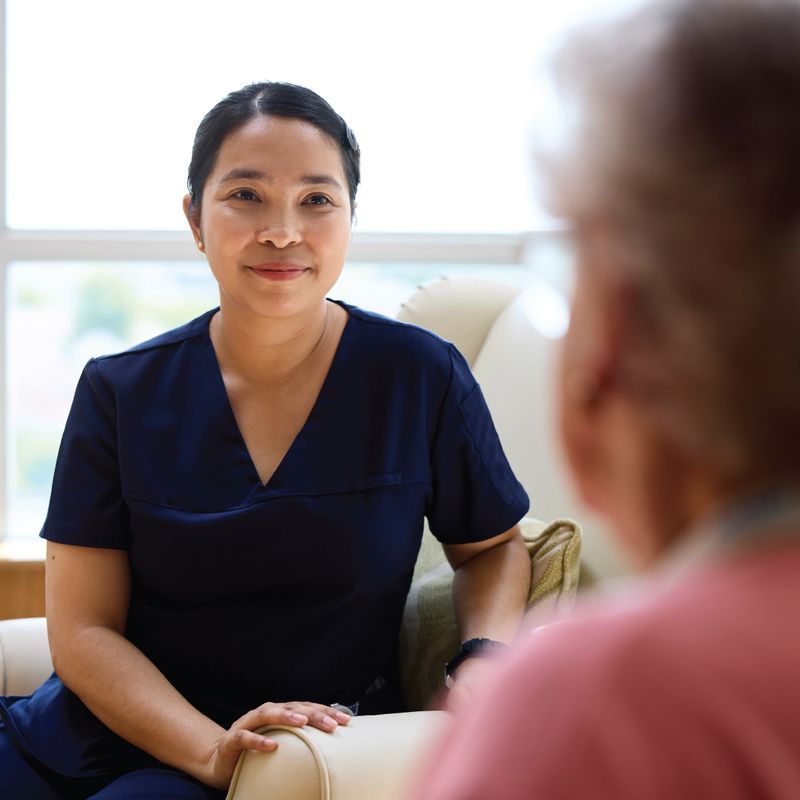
413, 0, 800, 797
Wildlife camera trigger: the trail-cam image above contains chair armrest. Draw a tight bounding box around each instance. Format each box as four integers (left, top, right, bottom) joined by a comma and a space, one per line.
226, 710, 447, 800
0, 617, 53, 696
0, 618, 450, 800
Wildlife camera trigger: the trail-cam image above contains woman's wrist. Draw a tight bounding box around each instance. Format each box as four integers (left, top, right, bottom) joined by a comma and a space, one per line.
180, 720, 230, 786
444, 638, 510, 688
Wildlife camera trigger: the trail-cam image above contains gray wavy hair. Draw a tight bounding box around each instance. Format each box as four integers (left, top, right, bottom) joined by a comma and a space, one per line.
547, 0, 800, 479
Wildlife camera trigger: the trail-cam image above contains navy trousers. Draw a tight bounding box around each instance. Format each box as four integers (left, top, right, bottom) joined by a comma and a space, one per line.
0, 728, 225, 799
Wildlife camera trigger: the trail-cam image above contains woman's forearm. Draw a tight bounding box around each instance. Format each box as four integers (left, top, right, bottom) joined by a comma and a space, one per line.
53, 624, 224, 784
451, 533, 530, 643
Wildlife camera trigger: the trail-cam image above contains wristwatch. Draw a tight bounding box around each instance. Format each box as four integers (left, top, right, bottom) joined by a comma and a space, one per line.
444, 638, 509, 689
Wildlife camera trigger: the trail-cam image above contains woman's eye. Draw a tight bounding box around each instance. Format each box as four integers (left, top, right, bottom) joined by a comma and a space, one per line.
232, 189, 258, 201
305, 194, 331, 206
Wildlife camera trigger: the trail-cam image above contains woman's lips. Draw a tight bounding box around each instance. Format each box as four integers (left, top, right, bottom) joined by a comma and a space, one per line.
249, 263, 309, 281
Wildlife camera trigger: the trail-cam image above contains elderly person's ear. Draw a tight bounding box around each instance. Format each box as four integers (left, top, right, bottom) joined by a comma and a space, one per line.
564, 232, 634, 405
558, 228, 647, 518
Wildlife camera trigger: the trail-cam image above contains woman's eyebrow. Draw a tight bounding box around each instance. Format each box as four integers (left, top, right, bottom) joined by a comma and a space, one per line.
217, 168, 266, 184
216, 169, 342, 192
300, 174, 343, 191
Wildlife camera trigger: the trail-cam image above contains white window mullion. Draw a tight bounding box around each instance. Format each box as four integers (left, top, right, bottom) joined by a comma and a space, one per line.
1, 0, 9, 534
0, 0, 6, 233
0, 231, 535, 265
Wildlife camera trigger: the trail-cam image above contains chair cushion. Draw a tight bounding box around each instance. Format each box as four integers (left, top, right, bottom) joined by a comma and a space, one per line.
399, 517, 581, 711
0, 617, 52, 696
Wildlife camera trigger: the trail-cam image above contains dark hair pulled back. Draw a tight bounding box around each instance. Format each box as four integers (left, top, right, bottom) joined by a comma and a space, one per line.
187, 82, 360, 216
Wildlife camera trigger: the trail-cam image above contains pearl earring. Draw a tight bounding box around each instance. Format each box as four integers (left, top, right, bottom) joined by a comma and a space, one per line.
197, 241, 205, 252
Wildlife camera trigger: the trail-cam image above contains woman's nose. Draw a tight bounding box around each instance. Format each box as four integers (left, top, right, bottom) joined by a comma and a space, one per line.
256, 209, 301, 248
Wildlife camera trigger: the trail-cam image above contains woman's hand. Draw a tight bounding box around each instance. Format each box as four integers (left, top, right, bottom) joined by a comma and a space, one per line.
203, 701, 353, 790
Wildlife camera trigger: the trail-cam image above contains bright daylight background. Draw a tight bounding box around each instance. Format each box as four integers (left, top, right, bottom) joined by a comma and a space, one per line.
2, 0, 637, 539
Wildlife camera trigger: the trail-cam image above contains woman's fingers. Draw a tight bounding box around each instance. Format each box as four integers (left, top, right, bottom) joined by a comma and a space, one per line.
226, 728, 279, 753
283, 702, 333, 730
234, 704, 304, 732
300, 701, 353, 722
206, 702, 353, 791
279, 701, 352, 731
210, 700, 352, 785
234, 701, 352, 737
211, 727, 278, 778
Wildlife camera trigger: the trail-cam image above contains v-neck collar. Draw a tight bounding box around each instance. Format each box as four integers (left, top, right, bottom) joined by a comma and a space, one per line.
204, 299, 353, 492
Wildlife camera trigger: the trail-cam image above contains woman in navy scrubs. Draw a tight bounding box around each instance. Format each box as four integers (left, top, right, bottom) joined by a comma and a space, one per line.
0, 82, 531, 798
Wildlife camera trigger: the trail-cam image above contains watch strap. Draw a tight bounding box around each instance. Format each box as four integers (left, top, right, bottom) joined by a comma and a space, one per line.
444, 638, 509, 688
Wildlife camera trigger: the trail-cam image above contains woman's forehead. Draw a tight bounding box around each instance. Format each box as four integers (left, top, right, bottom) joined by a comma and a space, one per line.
212, 115, 345, 181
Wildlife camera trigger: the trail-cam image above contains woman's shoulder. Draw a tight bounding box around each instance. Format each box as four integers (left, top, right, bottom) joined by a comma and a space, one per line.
99, 308, 216, 362
337, 300, 478, 400
336, 299, 460, 367
82, 308, 217, 391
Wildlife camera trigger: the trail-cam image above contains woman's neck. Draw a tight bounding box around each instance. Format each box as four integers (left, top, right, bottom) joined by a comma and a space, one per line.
210, 298, 333, 386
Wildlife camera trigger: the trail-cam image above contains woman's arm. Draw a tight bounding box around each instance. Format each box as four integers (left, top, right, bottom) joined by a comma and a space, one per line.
441, 525, 530, 707
45, 541, 350, 790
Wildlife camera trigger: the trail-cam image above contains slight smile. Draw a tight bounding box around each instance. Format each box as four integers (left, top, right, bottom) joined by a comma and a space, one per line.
248, 263, 310, 281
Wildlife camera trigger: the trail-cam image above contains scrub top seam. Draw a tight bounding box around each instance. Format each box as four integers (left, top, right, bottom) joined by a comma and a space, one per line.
124, 475, 433, 512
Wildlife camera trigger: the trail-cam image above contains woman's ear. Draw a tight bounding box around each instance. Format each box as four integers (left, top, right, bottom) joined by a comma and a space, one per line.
183, 193, 203, 250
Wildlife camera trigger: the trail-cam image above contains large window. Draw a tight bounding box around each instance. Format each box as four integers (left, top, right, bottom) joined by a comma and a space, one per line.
1, 0, 627, 540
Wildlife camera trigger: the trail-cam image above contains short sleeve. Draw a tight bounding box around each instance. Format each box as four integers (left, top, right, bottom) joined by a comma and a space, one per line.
40, 359, 130, 549
426, 345, 529, 544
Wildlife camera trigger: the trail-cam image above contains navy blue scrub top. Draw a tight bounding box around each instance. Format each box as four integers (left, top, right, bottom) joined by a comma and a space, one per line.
0, 300, 529, 778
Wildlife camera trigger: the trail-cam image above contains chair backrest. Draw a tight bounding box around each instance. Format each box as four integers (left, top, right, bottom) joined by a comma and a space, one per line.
397, 276, 521, 366
398, 277, 630, 582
